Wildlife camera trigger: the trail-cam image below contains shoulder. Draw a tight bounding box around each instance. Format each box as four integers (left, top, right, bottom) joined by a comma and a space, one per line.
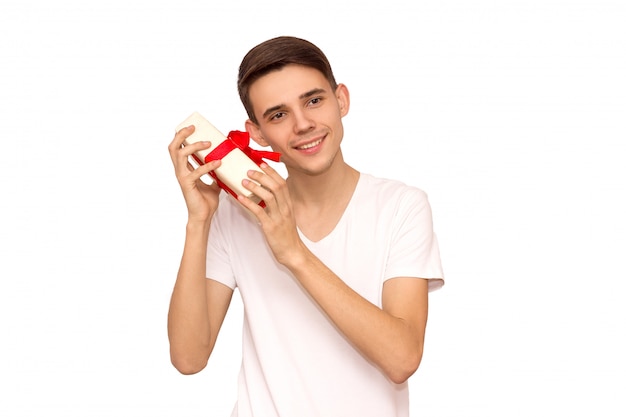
358, 173, 430, 210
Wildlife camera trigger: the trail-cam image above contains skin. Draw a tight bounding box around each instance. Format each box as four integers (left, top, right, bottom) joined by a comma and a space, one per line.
167, 64, 429, 384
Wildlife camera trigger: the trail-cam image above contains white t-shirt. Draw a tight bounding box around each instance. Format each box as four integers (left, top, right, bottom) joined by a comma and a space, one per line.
206, 173, 444, 417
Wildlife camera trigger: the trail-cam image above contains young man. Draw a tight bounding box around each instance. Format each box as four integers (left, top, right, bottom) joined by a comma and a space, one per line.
167, 36, 444, 417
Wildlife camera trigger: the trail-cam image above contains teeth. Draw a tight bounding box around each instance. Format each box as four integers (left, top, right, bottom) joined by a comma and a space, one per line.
298, 139, 322, 150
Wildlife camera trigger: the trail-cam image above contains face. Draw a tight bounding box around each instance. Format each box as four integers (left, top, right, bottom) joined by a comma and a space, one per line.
245, 64, 350, 177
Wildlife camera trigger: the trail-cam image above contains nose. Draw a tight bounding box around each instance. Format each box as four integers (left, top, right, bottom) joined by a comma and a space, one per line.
292, 109, 315, 134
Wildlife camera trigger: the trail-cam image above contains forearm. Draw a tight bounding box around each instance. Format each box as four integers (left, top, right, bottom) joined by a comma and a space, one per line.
286, 245, 426, 384
167, 221, 212, 373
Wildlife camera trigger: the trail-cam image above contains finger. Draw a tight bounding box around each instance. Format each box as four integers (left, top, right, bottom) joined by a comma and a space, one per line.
248, 171, 287, 212
168, 125, 195, 155
236, 192, 268, 220
179, 140, 213, 159
245, 167, 281, 193
172, 141, 213, 176
184, 160, 209, 176
168, 126, 215, 164
258, 162, 281, 180
246, 165, 290, 207
186, 159, 221, 183
169, 125, 197, 172
241, 177, 272, 202
196, 174, 222, 194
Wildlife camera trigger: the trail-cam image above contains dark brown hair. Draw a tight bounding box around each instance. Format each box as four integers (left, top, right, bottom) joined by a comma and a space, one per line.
238, 36, 338, 123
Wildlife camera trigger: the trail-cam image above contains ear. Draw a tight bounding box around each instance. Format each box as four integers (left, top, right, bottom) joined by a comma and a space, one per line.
245, 119, 269, 147
335, 83, 350, 117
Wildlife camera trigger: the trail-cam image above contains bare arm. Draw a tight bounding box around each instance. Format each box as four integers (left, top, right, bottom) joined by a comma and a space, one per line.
166, 126, 233, 375
281, 247, 428, 384
238, 164, 430, 383
167, 221, 234, 375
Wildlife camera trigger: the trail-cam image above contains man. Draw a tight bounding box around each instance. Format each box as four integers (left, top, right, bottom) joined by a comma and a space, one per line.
167, 36, 444, 416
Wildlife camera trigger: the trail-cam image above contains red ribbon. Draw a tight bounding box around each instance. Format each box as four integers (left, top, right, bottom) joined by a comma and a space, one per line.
201, 130, 281, 208
204, 130, 281, 165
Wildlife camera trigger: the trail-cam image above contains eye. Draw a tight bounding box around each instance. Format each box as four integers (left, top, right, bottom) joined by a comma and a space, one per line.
270, 111, 286, 121
308, 97, 322, 106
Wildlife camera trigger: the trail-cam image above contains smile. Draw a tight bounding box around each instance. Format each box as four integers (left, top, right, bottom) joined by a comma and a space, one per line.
296, 138, 323, 150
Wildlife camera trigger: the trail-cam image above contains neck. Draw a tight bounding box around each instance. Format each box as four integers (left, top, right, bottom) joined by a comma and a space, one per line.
286, 150, 359, 208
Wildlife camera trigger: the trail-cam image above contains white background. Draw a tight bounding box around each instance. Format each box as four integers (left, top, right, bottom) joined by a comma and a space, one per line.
1, 0, 624, 416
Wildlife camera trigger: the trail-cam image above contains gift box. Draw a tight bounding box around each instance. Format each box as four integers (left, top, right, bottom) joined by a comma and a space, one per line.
176, 112, 280, 207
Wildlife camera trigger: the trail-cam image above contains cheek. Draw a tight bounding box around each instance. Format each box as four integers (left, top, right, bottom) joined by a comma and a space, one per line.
258, 128, 289, 151
329, 108, 345, 134
334, 123, 344, 143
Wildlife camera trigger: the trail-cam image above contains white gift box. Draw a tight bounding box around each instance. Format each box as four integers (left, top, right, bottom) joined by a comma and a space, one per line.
176, 112, 269, 205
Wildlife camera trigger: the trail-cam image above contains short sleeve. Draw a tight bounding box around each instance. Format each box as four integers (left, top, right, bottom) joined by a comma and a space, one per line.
205, 203, 238, 290
384, 188, 444, 292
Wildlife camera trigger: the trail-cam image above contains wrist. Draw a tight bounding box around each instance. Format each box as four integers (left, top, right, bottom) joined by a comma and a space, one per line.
186, 216, 212, 234
281, 241, 313, 271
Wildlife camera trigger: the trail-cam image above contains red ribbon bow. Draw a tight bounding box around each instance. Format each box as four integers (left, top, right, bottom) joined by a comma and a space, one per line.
202, 130, 281, 207
204, 130, 281, 165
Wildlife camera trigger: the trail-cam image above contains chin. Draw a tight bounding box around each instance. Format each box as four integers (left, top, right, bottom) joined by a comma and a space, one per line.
284, 148, 342, 177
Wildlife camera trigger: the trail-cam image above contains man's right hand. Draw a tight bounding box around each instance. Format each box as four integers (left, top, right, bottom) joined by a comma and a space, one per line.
168, 125, 223, 223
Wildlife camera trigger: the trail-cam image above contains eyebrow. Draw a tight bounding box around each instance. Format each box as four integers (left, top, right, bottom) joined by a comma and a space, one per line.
261, 88, 328, 119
